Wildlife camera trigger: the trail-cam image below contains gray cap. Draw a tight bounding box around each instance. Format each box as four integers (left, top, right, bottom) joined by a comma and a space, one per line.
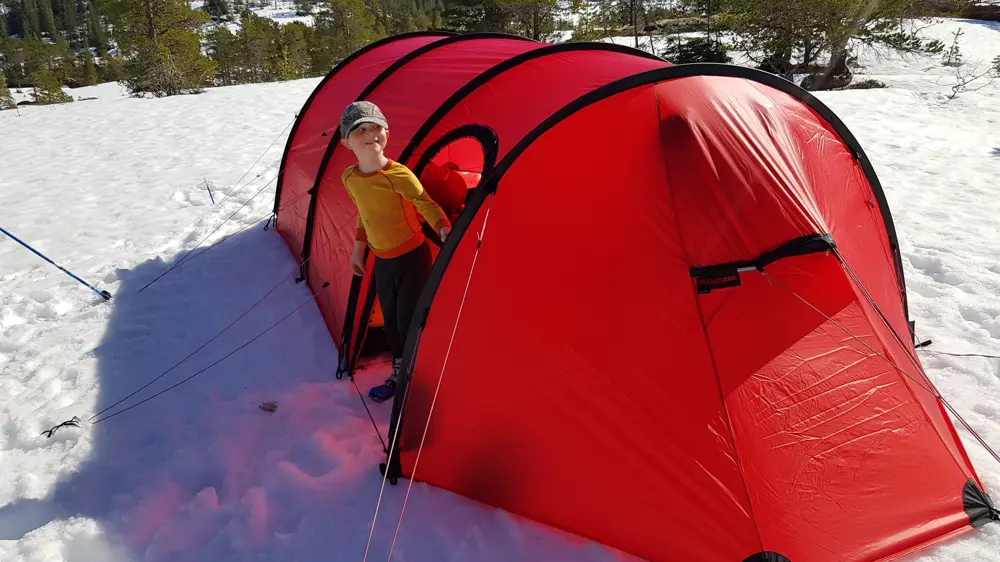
340, 101, 389, 138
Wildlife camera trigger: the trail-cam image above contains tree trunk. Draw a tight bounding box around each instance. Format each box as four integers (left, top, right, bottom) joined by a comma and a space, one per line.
145, 0, 157, 43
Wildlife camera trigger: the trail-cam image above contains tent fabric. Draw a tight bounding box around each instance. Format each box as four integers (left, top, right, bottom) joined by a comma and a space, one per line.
306, 35, 544, 355
273, 32, 453, 262
274, 34, 996, 562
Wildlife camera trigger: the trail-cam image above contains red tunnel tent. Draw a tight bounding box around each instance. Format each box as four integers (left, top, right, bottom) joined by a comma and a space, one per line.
273, 32, 998, 562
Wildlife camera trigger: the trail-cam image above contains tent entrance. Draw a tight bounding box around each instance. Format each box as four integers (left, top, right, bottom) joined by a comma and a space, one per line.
354, 129, 495, 366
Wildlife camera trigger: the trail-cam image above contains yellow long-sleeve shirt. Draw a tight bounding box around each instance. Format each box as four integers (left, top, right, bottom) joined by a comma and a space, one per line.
343, 159, 451, 259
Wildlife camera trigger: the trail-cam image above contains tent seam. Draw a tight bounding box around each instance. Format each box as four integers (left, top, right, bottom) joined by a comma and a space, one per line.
275, 31, 455, 217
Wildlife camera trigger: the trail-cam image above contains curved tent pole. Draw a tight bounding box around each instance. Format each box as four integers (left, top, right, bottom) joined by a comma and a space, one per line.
298, 32, 538, 281
272, 31, 456, 220
346, 125, 501, 378
396, 41, 667, 165
297, 33, 538, 371
344, 42, 667, 379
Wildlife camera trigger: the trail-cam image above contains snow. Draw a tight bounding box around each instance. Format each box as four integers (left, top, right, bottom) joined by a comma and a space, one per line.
2, 16, 1000, 562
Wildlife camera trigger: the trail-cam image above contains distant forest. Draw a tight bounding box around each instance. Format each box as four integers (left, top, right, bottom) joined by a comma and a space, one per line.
1, 0, 995, 100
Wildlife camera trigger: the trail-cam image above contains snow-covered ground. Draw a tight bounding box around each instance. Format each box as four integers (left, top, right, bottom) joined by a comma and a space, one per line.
2, 17, 1000, 562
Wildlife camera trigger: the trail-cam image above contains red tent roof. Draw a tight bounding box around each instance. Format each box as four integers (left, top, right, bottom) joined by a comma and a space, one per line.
274, 33, 997, 562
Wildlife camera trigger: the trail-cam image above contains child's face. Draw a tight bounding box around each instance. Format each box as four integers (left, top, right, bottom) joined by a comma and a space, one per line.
342, 122, 388, 157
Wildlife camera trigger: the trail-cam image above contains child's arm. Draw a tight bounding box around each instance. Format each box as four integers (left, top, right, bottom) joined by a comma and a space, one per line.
395, 170, 451, 235
346, 172, 368, 275
350, 226, 367, 276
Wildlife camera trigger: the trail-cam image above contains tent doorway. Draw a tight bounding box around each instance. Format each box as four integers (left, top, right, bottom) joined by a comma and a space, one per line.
357, 127, 496, 361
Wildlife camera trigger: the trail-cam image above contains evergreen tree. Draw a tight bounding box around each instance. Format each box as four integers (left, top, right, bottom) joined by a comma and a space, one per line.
281, 21, 312, 78
97, 54, 123, 81
440, 0, 557, 38
104, 0, 216, 96
205, 26, 238, 85
2, 37, 51, 87
720, 0, 944, 88
310, 0, 383, 72
23, 0, 41, 38
82, 49, 97, 84
294, 0, 316, 15
87, 1, 106, 55
0, 70, 15, 110
1, 0, 21, 37
48, 35, 74, 81
38, 0, 57, 36
432, 0, 444, 27
509, 0, 557, 40
374, 0, 414, 34
31, 67, 72, 103
205, 0, 229, 20
57, 0, 78, 33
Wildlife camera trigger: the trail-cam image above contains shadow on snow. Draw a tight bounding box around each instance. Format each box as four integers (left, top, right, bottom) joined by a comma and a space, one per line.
0, 226, 631, 562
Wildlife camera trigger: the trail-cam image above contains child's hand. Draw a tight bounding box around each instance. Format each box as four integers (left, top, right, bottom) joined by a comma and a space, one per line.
350, 250, 366, 276
439, 226, 451, 243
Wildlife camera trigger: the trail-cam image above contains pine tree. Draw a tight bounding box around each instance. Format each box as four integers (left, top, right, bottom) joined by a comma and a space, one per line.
1, 0, 21, 37
104, 0, 217, 96
311, 0, 383, 71
38, 0, 58, 37
205, 25, 238, 85
720, 0, 944, 88
1, 37, 50, 87
232, 10, 281, 83
59, 0, 78, 34
31, 67, 72, 103
281, 21, 311, 78
294, 0, 315, 15
0, 70, 15, 110
205, 0, 229, 20
23, 0, 42, 38
48, 35, 74, 82
432, 0, 444, 27
97, 55, 123, 82
82, 50, 97, 84
87, 1, 106, 55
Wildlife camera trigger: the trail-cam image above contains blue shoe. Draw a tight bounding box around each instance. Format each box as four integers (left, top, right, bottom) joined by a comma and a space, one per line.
369, 358, 401, 403
369, 378, 396, 402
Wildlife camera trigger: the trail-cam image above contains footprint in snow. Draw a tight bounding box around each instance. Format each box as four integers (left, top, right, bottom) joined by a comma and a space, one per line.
168, 187, 213, 209
22, 288, 53, 304
973, 403, 1000, 418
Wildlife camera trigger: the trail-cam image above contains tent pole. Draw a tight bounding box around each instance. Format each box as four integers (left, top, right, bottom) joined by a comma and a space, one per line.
0, 225, 111, 301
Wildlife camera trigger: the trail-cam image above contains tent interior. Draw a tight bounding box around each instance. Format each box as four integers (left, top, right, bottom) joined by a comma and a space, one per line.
359, 134, 487, 355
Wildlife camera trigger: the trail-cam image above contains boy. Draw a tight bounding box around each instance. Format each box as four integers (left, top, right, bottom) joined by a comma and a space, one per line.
339, 101, 451, 402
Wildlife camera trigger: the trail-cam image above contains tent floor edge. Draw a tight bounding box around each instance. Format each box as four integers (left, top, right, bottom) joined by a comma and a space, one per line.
742, 552, 791, 562
964, 479, 1000, 527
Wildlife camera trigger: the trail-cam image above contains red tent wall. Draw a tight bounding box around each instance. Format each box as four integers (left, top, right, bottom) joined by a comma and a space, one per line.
274, 33, 450, 262
656, 75, 982, 559
391, 71, 990, 561
398, 84, 760, 561
655, 76, 970, 477
303, 35, 543, 358
338, 44, 669, 369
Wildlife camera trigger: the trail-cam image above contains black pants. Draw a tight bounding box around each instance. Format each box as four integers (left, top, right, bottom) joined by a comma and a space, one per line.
374, 240, 433, 361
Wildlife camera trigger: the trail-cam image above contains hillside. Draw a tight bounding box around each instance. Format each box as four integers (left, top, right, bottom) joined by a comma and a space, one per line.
1, 15, 1000, 562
